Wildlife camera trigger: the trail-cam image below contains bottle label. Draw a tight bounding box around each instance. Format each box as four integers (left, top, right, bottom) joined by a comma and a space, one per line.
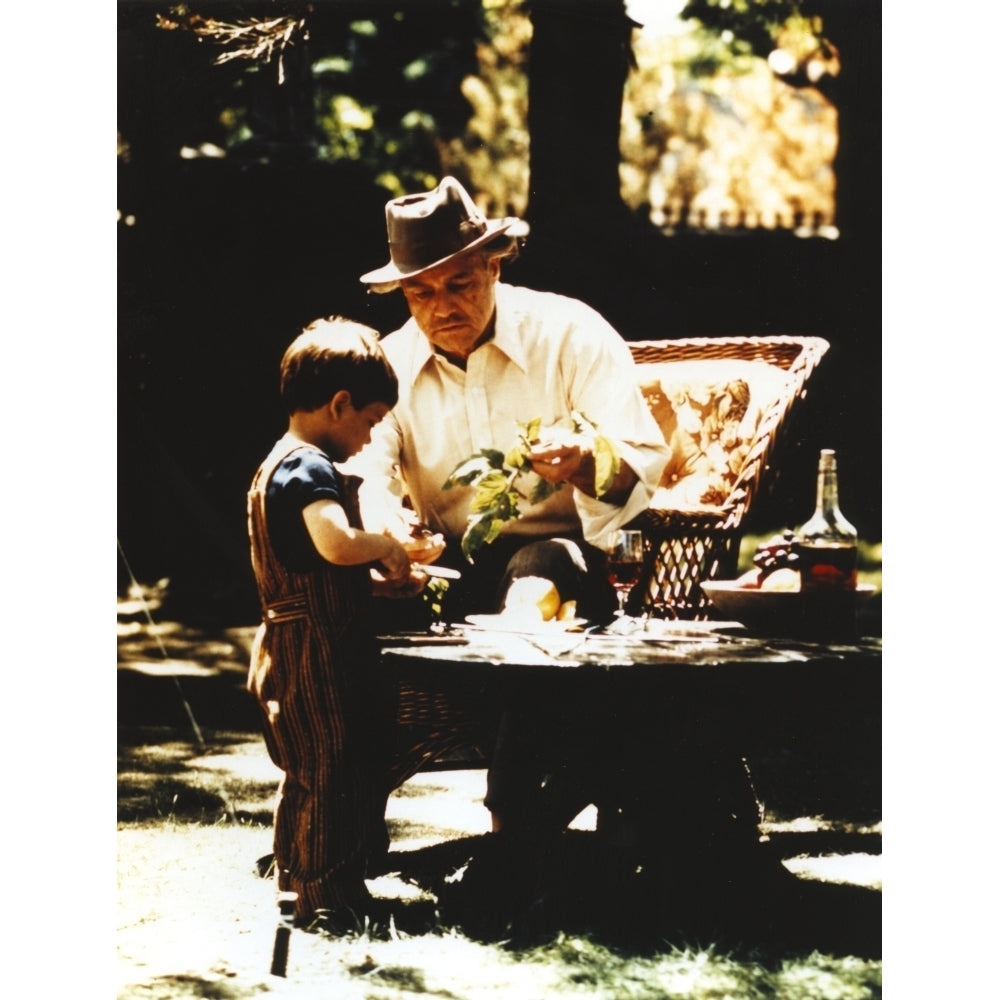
796, 542, 857, 592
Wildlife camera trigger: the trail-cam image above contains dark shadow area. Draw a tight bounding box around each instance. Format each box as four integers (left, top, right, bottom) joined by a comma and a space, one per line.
378, 829, 880, 958
117, 772, 273, 828
745, 671, 882, 826
116, 729, 275, 827
117, 626, 274, 824
118, 974, 252, 1000
117, 660, 262, 736
765, 829, 882, 857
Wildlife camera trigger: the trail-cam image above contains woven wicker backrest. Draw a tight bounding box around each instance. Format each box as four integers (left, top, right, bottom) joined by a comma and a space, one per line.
627, 335, 829, 618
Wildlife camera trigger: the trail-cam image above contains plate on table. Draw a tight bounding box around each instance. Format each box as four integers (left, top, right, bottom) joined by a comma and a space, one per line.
637, 618, 742, 643
700, 581, 877, 636
464, 614, 589, 635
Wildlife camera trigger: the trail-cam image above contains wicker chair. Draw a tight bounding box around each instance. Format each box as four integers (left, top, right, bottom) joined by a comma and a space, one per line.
627, 335, 829, 618
389, 680, 496, 786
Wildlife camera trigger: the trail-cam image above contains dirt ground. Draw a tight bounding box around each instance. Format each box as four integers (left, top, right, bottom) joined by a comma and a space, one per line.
117, 606, 881, 997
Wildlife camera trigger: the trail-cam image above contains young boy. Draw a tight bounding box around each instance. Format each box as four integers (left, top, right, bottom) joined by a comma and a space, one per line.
246, 317, 432, 932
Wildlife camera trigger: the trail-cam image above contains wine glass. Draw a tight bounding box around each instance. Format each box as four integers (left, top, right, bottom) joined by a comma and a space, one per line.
605, 529, 644, 627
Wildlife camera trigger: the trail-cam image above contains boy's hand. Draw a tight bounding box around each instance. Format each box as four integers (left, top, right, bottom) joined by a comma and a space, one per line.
372, 567, 428, 598
376, 536, 412, 582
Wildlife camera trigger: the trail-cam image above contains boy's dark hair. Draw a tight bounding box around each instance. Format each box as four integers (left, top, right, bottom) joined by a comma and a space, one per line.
280, 317, 399, 415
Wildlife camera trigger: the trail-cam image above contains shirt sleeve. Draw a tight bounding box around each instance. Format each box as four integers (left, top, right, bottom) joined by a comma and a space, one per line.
555, 300, 670, 546
266, 449, 344, 571
344, 408, 410, 536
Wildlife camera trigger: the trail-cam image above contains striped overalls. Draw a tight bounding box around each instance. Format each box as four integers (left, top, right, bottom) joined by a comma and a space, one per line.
247, 438, 393, 921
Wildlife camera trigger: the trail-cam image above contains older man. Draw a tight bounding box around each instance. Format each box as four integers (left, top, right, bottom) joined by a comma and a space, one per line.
350, 176, 669, 622
345, 176, 673, 841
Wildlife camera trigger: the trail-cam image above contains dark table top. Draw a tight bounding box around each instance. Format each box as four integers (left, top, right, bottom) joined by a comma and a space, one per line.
380, 621, 881, 758
379, 621, 881, 675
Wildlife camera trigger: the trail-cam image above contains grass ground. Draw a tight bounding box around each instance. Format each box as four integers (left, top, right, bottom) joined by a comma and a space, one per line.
117, 586, 881, 999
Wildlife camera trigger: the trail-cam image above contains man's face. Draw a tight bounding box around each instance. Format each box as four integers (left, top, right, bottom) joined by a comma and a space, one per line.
400, 253, 500, 360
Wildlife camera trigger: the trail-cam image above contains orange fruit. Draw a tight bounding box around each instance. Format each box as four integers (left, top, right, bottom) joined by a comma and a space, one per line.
556, 600, 578, 621
503, 576, 562, 621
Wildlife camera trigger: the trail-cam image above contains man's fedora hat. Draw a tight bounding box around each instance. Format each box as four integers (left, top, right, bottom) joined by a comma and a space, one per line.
360, 176, 527, 286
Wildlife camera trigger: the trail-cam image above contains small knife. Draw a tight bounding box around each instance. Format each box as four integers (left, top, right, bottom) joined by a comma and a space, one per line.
413, 563, 462, 580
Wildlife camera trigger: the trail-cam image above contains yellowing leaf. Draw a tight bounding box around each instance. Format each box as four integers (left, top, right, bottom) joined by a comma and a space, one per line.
505, 444, 529, 469
519, 416, 543, 444
593, 434, 621, 497
469, 470, 513, 512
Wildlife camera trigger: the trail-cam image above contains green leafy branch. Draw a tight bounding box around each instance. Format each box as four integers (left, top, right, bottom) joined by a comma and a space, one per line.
443, 412, 621, 561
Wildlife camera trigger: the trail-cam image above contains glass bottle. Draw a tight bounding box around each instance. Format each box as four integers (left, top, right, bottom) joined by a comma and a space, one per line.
796, 449, 858, 592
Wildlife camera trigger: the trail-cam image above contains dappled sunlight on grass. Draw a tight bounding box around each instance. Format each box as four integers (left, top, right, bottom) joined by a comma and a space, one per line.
387, 770, 492, 849
783, 853, 881, 891
774, 955, 881, 1000
119, 814, 883, 1000
764, 816, 882, 837
117, 619, 252, 679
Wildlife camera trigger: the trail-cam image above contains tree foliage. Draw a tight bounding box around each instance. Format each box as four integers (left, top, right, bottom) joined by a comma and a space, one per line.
679, 0, 841, 90
137, 1, 531, 211
121, 0, 854, 230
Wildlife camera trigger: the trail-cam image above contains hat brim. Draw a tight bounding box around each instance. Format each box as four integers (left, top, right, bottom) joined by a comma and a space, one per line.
359, 217, 527, 286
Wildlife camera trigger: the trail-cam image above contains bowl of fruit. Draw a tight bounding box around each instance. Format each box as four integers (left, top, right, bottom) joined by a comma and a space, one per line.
700, 534, 875, 638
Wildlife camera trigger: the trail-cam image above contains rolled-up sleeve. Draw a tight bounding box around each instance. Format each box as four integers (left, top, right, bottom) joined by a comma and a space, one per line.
345, 409, 408, 534
556, 304, 669, 545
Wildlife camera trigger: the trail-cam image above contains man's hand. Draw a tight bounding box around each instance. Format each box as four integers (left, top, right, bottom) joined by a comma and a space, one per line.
528, 435, 637, 504
527, 439, 588, 486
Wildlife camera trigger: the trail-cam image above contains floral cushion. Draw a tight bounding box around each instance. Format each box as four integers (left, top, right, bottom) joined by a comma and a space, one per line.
637, 359, 790, 511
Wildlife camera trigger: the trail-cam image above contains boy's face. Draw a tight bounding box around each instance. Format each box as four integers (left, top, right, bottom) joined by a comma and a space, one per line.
326, 398, 391, 463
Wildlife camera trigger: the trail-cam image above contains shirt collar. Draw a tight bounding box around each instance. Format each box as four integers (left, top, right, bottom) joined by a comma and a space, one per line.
405, 321, 436, 386
490, 284, 529, 373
